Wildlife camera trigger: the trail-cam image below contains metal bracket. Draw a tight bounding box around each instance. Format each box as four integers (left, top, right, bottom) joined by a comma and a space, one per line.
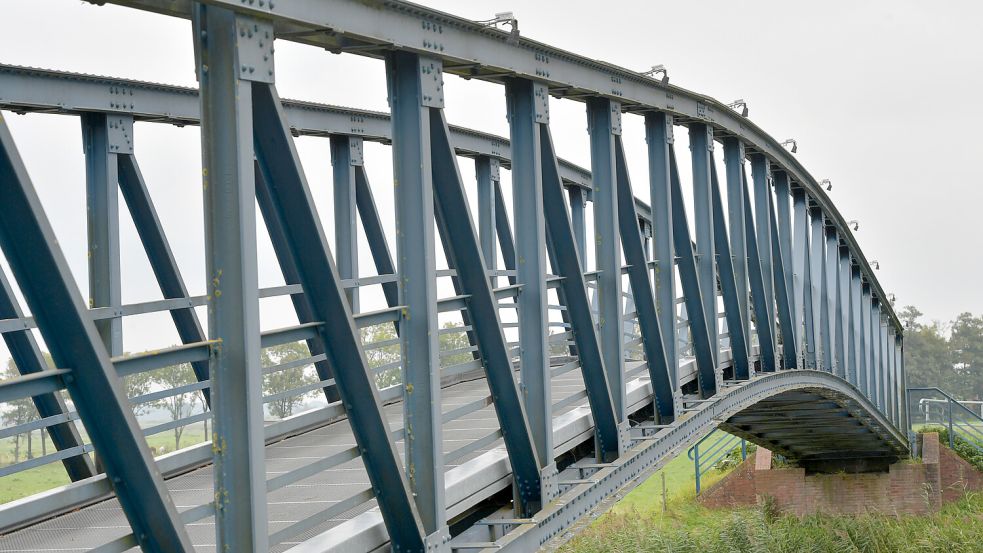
488, 157, 501, 182
704, 124, 714, 151
348, 137, 363, 166
419, 56, 444, 108
236, 15, 275, 83
610, 101, 622, 135
107, 114, 133, 154
424, 526, 451, 552
664, 114, 675, 144
541, 462, 560, 502
533, 81, 549, 124
617, 420, 631, 453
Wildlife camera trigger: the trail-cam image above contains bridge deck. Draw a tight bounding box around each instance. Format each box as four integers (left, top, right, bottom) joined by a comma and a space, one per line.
0, 362, 638, 552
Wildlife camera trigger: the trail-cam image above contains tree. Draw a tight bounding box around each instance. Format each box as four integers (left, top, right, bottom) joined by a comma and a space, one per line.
262, 342, 316, 419
1, 362, 38, 463
362, 323, 401, 389
150, 363, 199, 451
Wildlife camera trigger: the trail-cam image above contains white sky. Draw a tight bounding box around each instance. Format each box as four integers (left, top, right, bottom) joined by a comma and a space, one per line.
0, 0, 980, 362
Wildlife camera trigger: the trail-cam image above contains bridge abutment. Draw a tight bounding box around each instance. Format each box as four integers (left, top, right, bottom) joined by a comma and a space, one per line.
701, 433, 981, 515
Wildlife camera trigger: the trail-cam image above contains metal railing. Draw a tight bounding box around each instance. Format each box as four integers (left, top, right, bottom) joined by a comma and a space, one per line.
908, 387, 983, 452
688, 429, 747, 495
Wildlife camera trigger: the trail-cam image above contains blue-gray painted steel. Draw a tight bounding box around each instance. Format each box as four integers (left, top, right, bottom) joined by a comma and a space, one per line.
709, 160, 751, 380
540, 126, 622, 461
588, 97, 626, 421
568, 186, 588, 271
385, 51, 446, 538
506, 78, 553, 467
613, 136, 675, 421
822, 227, 838, 375
645, 113, 678, 388
81, 113, 123, 357
768, 190, 797, 369
194, 7, 269, 550
0, 113, 192, 553
809, 209, 825, 369
429, 104, 545, 515
838, 247, 852, 381
723, 138, 750, 346
750, 154, 776, 371
0, 266, 95, 480
331, 135, 360, 311
475, 156, 499, 277
252, 80, 428, 549
688, 124, 718, 369
792, 187, 810, 368
668, 145, 718, 397
354, 165, 399, 310
740, 170, 777, 373
773, 172, 798, 367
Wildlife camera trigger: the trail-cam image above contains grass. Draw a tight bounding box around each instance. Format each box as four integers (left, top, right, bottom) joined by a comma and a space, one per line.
562, 432, 983, 553
0, 425, 209, 504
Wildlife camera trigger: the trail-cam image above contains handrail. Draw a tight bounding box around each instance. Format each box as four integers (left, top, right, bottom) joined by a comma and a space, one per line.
909, 387, 983, 452
687, 430, 746, 495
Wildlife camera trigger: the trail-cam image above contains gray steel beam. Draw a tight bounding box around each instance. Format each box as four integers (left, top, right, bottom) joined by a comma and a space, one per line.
741, 169, 776, 373
429, 101, 546, 515
588, 97, 626, 420
0, 267, 95, 480
386, 51, 445, 536
116, 154, 212, 401
767, 188, 799, 369
614, 136, 675, 421
251, 77, 428, 548
853, 271, 867, 395
568, 186, 588, 271
540, 125, 622, 461
93, 0, 899, 338
750, 154, 776, 371
809, 208, 825, 369
0, 109, 192, 552
475, 156, 499, 279
837, 246, 852, 381
505, 78, 553, 472
792, 187, 809, 367
709, 161, 751, 380
494, 179, 518, 283
194, 7, 268, 549
81, 112, 123, 357
354, 165, 399, 310
822, 226, 838, 375
645, 113, 677, 387
668, 144, 718, 397
723, 138, 750, 343
871, 301, 882, 411
330, 135, 360, 311
689, 123, 718, 369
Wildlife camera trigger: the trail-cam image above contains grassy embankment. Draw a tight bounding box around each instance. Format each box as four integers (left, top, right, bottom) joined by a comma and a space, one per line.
562, 428, 983, 553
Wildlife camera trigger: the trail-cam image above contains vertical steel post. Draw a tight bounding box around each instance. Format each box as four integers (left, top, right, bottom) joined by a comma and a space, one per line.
354, 165, 400, 310
475, 156, 499, 283
773, 171, 797, 367
872, 301, 883, 409
645, 112, 677, 388
330, 135, 360, 311
751, 154, 776, 370
791, 187, 810, 367
505, 78, 553, 472
386, 51, 444, 534
689, 123, 718, 369
723, 138, 750, 344
838, 246, 852, 381
568, 186, 588, 271
495, 181, 519, 283
857, 278, 870, 397
0, 109, 192, 553
81, 112, 124, 357
194, 7, 269, 550
768, 192, 797, 369
850, 264, 864, 389
809, 208, 824, 369
587, 97, 626, 421
614, 137, 675, 421
740, 170, 776, 373
822, 226, 838, 375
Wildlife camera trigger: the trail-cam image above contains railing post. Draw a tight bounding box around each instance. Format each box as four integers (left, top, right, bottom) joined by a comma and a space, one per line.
330, 135, 360, 311
587, 97, 626, 422
505, 78, 554, 485
386, 50, 445, 536
81, 112, 124, 357
693, 443, 702, 495
948, 398, 955, 448
194, 7, 269, 549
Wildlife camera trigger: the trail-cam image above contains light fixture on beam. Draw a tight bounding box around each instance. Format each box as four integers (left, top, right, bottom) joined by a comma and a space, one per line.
870, 260, 880, 270
641, 64, 669, 85
780, 138, 798, 153
820, 179, 832, 191
727, 99, 748, 117
479, 11, 520, 44
847, 220, 859, 231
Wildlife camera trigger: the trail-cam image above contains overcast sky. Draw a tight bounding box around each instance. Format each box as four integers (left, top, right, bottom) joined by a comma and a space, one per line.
0, 0, 980, 362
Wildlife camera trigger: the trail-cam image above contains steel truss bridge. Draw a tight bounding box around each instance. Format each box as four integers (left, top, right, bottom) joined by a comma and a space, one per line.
0, 1, 909, 552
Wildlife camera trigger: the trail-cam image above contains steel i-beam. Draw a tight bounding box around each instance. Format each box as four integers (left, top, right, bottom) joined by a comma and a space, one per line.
822, 226, 838, 375
475, 156, 500, 283
750, 154, 776, 371
791, 187, 810, 367
740, 168, 776, 373
723, 138, 750, 347
773, 171, 797, 367
809, 207, 825, 369
688, 123, 718, 370
330, 135, 361, 311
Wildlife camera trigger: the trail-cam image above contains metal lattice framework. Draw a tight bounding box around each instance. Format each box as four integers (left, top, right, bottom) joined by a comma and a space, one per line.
0, 1, 908, 552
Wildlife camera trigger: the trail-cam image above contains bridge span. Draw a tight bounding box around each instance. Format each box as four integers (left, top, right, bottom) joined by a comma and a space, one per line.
0, 1, 907, 552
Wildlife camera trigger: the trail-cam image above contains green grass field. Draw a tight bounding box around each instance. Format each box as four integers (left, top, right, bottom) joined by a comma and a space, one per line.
0, 425, 209, 504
